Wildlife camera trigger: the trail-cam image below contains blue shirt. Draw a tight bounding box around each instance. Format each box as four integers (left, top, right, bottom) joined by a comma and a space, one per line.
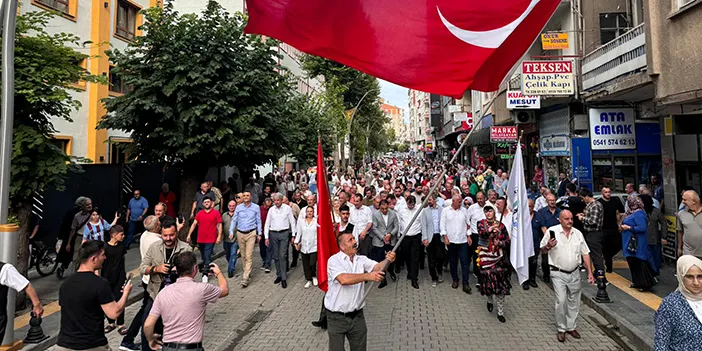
229, 202, 262, 235
128, 197, 148, 222
535, 207, 561, 235
431, 207, 441, 233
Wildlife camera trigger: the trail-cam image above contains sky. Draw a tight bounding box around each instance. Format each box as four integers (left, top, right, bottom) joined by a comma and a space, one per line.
379, 80, 409, 123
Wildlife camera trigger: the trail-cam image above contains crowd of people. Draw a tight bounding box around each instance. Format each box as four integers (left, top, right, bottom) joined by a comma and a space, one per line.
4, 155, 700, 351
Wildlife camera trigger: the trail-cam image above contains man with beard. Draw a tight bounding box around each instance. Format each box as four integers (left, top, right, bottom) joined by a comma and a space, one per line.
371, 200, 399, 288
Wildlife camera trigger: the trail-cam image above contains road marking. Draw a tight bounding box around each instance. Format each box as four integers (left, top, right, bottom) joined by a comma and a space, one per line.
606, 260, 663, 310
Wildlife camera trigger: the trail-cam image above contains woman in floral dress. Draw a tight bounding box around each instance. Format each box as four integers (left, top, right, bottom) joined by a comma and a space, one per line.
477, 205, 512, 323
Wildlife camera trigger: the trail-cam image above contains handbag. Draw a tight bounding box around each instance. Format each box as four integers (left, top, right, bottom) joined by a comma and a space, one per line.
627, 235, 638, 254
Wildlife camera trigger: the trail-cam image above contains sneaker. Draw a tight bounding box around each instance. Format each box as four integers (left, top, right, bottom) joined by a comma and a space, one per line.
265, 268, 271, 273
201, 275, 209, 283
431, 280, 437, 288
119, 341, 140, 351
304, 281, 312, 288
312, 277, 318, 286
260, 267, 266, 271
438, 274, 444, 283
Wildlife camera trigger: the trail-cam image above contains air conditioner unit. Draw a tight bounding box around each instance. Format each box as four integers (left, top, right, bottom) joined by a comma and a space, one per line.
511, 110, 536, 124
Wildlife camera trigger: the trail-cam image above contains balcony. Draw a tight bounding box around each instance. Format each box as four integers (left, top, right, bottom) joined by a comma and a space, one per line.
582, 23, 647, 91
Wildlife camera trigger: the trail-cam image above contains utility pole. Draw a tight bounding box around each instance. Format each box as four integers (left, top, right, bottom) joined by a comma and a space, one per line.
344, 88, 377, 170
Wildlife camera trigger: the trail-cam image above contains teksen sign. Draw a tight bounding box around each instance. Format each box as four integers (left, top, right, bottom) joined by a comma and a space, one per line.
588, 108, 636, 150
490, 126, 518, 143
521, 61, 574, 96
507, 90, 540, 109
541, 33, 569, 50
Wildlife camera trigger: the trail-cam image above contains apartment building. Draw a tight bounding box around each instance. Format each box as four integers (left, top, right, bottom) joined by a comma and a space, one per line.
380, 99, 408, 145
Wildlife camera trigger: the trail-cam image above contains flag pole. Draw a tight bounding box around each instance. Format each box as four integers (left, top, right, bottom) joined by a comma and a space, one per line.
361, 94, 499, 302
319, 133, 340, 236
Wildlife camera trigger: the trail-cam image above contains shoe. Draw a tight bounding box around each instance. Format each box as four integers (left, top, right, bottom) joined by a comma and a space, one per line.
567, 330, 581, 339
411, 280, 419, 289
557, 332, 566, 342
529, 280, 538, 288
274, 277, 282, 284
304, 281, 312, 288
543, 276, 551, 284
313, 277, 318, 286
497, 315, 506, 323
378, 280, 387, 289
265, 268, 271, 273
281, 280, 287, 289
487, 302, 493, 312
475, 283, 481, 289
452, 281, 459, 289
389, 271, 397, 281
311, 320, 327, 329
431, 280, 437, 288
438, 274, 444, 283
463, 284, 472, 294
241, 281, 248, 288
260, 267, 266, 271
290, 263, 297, 268
201, 275, 208, 283
228, 271, 234, 278
522, 282, 530, 290
56, 266, 64, 279
119, 341, 140, 351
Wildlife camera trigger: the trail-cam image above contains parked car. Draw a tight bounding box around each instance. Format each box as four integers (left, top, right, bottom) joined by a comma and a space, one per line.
557, 192, 628, 208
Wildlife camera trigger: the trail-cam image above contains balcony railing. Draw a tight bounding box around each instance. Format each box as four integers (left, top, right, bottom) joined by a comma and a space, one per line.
582, 23, 646, 91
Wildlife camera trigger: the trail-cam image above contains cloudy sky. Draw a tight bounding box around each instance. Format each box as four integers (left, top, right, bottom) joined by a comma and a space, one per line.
379, 80, 409, 123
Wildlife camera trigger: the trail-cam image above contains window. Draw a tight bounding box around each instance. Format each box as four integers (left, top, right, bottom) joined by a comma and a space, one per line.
115, 0, 139, 41
50, 136, 72, 155
34, 0, 69, 14
109, 66, 132, 95
599, 13, 629, 45
679, 0, 696, 9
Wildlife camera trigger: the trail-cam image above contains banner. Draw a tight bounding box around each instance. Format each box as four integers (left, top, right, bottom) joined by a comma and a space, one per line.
589, 108, 636, 150
521, 61, 575, 95
541, 33, 569, 50
490, 126, 518, 143
571, 138, 593, 190
507, 141, 533, 285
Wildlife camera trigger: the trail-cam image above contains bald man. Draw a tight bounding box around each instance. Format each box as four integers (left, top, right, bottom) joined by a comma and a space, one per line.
677, 190, 702, 259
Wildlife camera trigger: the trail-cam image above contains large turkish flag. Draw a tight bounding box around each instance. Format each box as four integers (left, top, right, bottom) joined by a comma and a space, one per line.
245, 0, 562, 98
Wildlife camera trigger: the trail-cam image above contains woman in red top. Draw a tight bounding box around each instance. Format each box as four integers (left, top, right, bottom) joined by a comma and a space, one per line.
159, 183, 177, 218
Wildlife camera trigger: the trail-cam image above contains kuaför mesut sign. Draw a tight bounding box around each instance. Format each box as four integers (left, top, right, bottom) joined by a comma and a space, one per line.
588, 108, 636, 150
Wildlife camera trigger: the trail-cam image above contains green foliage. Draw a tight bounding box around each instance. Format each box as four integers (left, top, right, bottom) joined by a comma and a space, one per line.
100, 1, 299, 171
9, 10, 96, 209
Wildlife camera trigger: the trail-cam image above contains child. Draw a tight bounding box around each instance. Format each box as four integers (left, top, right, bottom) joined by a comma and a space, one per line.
82, 208, 120, 243
102, 225, 128, 335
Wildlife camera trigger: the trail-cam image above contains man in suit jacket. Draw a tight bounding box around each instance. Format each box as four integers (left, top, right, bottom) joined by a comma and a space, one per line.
371, 199, 399, 288
421, 194, 446, 287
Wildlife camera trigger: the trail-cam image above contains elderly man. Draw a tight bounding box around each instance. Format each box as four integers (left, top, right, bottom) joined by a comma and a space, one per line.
264, 193, 296, 289
441, 194, 473, 294
677, 190, 702, 259
541, 210, 595, 343
230, 191, 262, 288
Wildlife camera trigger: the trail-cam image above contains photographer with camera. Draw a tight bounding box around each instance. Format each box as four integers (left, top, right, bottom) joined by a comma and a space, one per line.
138, 217, 192, 350
144, 251, 228, 351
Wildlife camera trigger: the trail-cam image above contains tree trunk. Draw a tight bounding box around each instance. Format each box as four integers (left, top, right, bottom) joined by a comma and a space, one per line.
340, 137, 346, 171
333, 133, 339, 170
14, 203, 32, 310
178, 170, 206, 241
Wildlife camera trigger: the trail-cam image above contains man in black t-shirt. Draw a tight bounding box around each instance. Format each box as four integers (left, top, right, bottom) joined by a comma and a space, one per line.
57, 240, 132, 351
561, 183, 586, 232
598, 187, 624, 273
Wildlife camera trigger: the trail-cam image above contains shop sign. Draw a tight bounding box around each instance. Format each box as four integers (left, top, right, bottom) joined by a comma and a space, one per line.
507, 90, 540, 109
425, 143, 433, 155
540, 134, 570, 156
589, 108, 636, 150
571, 138, 593, 191
664, 216, 677, 259
521, 61, 574, 95
448, 105, 462, 113
541, 33, 569, 50
453, 112, 468, 122
490, 126, 518, 143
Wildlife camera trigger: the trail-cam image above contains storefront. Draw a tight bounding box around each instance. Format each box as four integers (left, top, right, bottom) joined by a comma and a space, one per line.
539, 106, 571, 189
588, 107, 661, 193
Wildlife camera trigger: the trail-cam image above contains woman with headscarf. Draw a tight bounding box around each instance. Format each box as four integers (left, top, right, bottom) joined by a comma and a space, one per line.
621, 196, 656, 291
654, 255, 702, 350
476, 205, 511, 323
641, 194, 667, 275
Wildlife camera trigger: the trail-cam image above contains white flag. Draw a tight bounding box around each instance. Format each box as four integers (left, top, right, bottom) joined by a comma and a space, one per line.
507, 141, 534, 285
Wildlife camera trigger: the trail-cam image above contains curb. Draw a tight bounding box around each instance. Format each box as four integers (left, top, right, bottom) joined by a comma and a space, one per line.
23, 250, 226, 351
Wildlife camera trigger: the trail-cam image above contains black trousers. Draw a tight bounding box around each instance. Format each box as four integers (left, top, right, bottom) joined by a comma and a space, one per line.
468, 233, 479, 274
122, 284, 149, 344
603, 230, 622, 272
427, 234, 446, 281
400, 234, 422, 281
528, 243, 539, 282
287, 232, 300, 269
327, 309, 367, 351
585, 230, 606, 274
358, 233, 372, 257
301, 252, 317, 281
370, 245, 394, 283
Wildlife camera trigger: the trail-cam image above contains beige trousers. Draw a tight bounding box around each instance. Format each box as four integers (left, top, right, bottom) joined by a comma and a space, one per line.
551, 270, 582, 333
237, 231, 257, 284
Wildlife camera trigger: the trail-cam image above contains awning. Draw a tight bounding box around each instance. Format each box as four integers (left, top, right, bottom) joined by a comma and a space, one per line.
467, 128, 491, 146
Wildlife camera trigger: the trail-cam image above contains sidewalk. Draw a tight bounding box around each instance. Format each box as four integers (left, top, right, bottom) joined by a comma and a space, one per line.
579, 258, 676, 351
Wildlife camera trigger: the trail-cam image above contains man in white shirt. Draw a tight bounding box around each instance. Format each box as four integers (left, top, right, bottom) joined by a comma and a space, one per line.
534, 187, 550, 212
349, 193, 373, 256
486, 189, 498, 209
0, 261, 43, 339
398, 195, 423, 289
441, 194, 473, 294
421, 194, 445, 287
540, 210, 595, 343
264, 193, 297, 289
393, 185, 407, 213
324, 231, 396, 351
465, 192, 486, 278
495, 197, 513, 237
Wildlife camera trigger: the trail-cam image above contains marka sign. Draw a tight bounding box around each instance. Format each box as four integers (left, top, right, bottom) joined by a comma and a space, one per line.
507, 90, 540, 109
588, 108, 636, 150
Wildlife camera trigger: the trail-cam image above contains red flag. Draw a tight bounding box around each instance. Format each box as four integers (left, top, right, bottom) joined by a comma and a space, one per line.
245, 0, 562, 98
315, 141, 338, 292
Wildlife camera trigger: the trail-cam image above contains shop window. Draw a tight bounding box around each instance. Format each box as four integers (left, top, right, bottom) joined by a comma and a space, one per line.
613, 156, 636, 192
599, 13, 628, 45
115, 0, 139, 41
592, 157, 613, 192
638, 156, 662, 187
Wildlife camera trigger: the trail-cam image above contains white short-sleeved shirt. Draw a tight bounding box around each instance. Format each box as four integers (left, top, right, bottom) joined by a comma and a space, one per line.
324, 252, 377, 313
0, 263, 29, 292
540, 224, 590, 272
440, 206, 470, 244
349, 205, 373, 240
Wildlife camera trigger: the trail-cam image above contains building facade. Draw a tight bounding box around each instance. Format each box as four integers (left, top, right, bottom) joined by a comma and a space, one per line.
380, 99, 408, 145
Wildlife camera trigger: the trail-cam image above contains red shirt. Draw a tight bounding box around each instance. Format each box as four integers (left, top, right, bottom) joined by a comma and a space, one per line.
195, 209, 222, 244
159, 191, 177, 218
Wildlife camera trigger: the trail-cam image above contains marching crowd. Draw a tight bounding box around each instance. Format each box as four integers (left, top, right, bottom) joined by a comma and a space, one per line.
3, 156, 702, 351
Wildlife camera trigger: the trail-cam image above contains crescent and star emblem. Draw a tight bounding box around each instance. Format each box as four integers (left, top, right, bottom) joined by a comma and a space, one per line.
437, 0, 541, 49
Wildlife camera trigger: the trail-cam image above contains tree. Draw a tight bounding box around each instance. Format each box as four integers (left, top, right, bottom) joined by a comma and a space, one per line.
99, 1, 299, 218
7, 10, 99, 304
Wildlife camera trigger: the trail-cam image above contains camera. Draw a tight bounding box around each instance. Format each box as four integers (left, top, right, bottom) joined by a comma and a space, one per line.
198, 262, 214, 275
162, 264, 179, 287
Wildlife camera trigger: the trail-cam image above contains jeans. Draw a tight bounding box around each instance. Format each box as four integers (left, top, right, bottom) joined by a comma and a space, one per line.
223, 241, 240, 274
649, 243, 662, 275
447, 242, 469, 284
198, 243, 215, 267
121, 284, 148, 345
127, 220, 141, 249
259, 235, 272, 269
270, 230, 290, 280
468, 233, 479, 274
